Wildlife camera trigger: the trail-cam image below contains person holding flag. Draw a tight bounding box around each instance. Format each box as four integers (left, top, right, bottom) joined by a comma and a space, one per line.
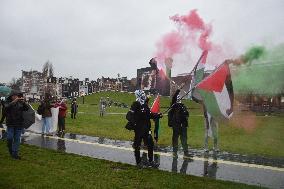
191, 51, 234, 152
168, 89, 189, 157
150, 94, 161, 143
203, 105, 219, 152
130, 90, 162, 168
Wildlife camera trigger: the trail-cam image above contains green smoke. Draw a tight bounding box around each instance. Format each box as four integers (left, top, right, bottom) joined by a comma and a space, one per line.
243, 46, 266, 64
232, 44, 284, 96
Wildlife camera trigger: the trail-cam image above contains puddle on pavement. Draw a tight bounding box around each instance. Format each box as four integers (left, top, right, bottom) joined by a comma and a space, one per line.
1, 130, 283, 189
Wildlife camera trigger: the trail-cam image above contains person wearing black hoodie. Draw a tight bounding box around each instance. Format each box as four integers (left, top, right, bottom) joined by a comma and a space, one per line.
130, 90, 161, 167
4, 90, 29, 159
168, 89, 189, 157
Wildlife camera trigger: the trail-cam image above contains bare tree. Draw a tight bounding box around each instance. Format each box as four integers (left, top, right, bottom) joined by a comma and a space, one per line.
42, 60, 54, 78
49, 63, 54, 77
9, 77, 22, 91
42, 61, 49, 78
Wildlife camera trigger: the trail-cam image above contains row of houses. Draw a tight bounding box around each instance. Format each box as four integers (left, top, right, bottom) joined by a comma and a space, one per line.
21, 70, 137, 99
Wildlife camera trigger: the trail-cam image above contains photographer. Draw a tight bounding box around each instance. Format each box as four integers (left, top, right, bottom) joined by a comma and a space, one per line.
4, 90, 29, 159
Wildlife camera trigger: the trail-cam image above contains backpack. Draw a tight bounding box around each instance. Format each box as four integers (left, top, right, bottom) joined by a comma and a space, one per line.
125, 121, 135, 130
125, 110, 136, 130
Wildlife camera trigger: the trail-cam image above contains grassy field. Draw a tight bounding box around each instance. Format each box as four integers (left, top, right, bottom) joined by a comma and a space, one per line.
36, 91, 284, 158
0, 141, 262, 189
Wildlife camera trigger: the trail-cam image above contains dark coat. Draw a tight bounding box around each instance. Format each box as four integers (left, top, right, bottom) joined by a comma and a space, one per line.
4, 100, 29, 127
168, 103, 189, 128
71, 101, 78, 113
130, 101, 159, 134
41, 101, 52, 118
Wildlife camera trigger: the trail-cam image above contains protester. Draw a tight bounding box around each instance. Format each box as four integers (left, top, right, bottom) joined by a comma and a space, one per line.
4, 90, 29, 159
71, 98, 78, 119
129, 90, 162, 167
55, 99, 67, 136
99, 97, 106, 117
168, 89, 189, 157
203, 105, 219, 152
41, 94, 53, 135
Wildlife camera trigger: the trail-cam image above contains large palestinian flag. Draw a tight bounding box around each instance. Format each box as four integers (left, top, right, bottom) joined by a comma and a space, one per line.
191, 50, 208, 102
196, 62, 234, 121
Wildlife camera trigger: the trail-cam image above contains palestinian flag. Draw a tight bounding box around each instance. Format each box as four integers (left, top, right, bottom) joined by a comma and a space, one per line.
151, 95, 160, 113
151, 96, 161, 142
196, 62, 234, 121
191, 50, 208, 102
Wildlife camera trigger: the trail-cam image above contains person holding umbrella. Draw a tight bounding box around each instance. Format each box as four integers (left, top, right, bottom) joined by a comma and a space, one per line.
4, 90, 29, 159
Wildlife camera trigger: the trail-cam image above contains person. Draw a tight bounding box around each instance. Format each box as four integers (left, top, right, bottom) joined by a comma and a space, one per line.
4, 90, 29, 159
0, 99, 6, 125
168, 89, 189, 157
41, 94, 53, 135
55, 99, 67, 136
0, 99, 7, 139
130, 90, 161, 167
99, 97, 106, 117
203, 105, 219, 152
71, 98, 78, 119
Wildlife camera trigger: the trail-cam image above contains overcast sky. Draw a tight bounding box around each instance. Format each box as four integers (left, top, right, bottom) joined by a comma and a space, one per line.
0, 0, 283, 83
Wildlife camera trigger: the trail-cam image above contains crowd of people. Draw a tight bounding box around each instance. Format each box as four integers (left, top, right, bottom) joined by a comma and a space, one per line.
0, 89, 218, 166
0, 92, 77, 159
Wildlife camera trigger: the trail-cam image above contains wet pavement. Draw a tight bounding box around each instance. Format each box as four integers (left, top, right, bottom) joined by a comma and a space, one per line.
1, 130, 284, 189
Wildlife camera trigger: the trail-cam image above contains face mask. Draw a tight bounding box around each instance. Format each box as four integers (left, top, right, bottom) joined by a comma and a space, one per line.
135, 90, 146, 105
176, 95, 181, 103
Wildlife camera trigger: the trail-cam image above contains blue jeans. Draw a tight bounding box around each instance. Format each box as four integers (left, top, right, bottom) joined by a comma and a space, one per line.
42, 117, 52, 134
7, 126, 23, 157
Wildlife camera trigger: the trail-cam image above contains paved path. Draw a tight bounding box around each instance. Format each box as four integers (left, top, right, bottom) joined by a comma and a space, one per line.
1, 130, 283, 189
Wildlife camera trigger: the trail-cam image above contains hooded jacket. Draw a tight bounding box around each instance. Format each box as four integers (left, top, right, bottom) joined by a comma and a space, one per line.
4, 92, 29, 127
168, 89, 189, 128
130, 101, 160, 134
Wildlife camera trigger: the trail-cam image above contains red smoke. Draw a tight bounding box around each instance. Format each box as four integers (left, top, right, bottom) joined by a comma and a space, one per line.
170, 9, 205, 30
170, 9, 212, 51
156, 31, 183, 63
155, 9, 215, 68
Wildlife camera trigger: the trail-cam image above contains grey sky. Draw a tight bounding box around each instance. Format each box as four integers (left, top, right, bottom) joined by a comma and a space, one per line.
0, 0, 283, 83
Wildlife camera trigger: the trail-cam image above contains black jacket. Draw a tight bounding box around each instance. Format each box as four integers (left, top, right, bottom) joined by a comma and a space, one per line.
4, 100, 29, 127
168, 103, 189, 128
130, 101, 159, 134
71, 101, 78, 113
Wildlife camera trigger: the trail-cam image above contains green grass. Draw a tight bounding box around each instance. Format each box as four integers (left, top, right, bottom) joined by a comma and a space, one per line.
34, 91, 284, 158
0, 141, 262, 189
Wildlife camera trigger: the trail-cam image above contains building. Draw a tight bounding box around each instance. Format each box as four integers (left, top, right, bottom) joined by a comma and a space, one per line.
137, 66, 172, 96
170, 73, 192, 97
21, 70, 45, 99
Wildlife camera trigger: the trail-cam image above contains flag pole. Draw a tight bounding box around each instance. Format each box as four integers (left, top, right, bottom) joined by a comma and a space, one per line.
162, 86, 195, 114
162, 51, 207, 114
165, 51, 205, 93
